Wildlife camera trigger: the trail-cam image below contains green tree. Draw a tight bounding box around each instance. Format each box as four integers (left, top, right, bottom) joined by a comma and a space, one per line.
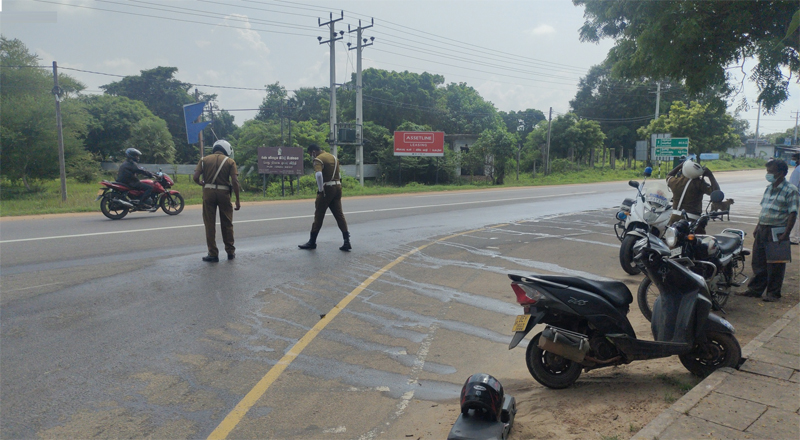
472, 127, 517, 184
101, 66, 205, 163
637, 101, 741, 157
524, 114, 605, 171
498, 109, 546, 136
570, 64, 688, 151
0, 37, 88, 190
574, 0, 800, 112
123, 117, 176, 164
255, 82, 288, 122
82, 95, 161, 161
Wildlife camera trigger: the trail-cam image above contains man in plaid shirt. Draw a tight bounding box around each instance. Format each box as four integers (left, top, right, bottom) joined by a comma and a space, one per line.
739, 159, 799, 302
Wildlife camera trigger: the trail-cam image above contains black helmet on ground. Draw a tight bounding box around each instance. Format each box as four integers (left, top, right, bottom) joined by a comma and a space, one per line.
460, 373, 504, 421
125, 148, 142, 161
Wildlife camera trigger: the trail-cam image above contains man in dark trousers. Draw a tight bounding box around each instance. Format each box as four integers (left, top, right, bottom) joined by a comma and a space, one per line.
193, 140, 241, 262
117, 148, 157, 211
739, 159, 798, 302
298, 144, 351, 251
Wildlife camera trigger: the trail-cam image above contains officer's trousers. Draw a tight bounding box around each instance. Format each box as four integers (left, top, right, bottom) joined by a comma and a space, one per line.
202, 188, 235, 257
311, 185, 348, 235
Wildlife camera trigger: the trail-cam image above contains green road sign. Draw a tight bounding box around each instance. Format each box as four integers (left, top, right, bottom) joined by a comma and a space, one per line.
654, 138, 689, 157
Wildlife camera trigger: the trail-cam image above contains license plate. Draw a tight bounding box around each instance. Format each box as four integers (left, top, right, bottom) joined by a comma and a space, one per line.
512, 314, 531, 332
670, 247, 682, 257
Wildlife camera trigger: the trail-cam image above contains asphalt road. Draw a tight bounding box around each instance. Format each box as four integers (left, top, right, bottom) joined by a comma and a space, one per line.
0, 170, 769, 439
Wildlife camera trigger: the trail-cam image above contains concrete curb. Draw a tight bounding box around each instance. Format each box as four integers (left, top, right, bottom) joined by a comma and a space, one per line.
632, 303, 800, 440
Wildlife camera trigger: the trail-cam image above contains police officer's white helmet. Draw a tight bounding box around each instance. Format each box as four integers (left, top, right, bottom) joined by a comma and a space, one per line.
682, 159, 704, 179
212, 140, 232, 156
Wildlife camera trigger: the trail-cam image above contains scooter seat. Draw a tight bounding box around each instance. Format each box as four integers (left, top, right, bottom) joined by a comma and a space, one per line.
537, 276, 633, 308
714, 233, 741, 254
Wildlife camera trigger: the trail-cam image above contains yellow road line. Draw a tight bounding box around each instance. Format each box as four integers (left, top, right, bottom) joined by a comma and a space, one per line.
207, 227, 496, 439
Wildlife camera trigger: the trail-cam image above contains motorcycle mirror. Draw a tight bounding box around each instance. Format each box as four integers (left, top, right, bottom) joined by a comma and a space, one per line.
709, 190, 724, 203
628, 180, 640, 189
644, 167, 652, 177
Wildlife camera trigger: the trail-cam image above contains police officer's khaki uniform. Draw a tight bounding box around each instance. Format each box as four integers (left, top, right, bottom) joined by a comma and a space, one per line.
194, 152, 238, 257
311, 151, 348, 234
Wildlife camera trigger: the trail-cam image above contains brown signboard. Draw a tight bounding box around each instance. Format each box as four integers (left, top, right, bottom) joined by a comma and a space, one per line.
257, 147, 304, 175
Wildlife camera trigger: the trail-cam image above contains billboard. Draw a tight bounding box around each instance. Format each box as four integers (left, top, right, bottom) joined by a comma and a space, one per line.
393, 131, 445, 157
257, 147, 304, 175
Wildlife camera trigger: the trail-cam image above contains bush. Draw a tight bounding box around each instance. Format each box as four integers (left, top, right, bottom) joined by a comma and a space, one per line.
66, 152, 101, 183
549, 158, 581, 174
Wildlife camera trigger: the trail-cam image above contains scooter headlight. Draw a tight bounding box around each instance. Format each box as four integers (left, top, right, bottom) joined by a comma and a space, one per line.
664, 226, 678, 248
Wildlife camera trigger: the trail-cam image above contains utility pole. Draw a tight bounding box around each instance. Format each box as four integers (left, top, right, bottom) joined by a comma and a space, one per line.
195, 88, 204, 159
349, 19, 374, 187
792, 110, 799, 145
319, 11, 344, 157
516, 119, 524, 180
52, 61, 67, 202
754, 102, 761, 158
654, 81, 662, 120
545, 107, 553, 175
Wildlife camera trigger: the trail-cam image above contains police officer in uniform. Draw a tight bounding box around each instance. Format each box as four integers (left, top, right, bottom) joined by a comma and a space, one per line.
193, 140, 240, 262
298, 144, 351, 251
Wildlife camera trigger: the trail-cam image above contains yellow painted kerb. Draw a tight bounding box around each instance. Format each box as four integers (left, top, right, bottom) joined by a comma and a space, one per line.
207, 227, 494, 439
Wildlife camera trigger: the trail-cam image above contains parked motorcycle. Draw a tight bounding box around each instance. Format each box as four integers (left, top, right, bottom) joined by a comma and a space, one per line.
637, 191, 749, 321
615, 167, 673, 275
508, 233, 741, 389
96, 170, 185, 220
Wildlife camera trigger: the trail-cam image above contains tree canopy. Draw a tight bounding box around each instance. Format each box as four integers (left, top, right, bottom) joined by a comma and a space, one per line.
82, 95, 162, 161
574, 0, 800, 112
637, 101, 740, 156
0, 37, 87, 189
101, 66, 208, 162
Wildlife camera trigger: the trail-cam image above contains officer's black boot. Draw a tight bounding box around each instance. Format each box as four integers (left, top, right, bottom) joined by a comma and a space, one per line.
298, 232, 318, 250
339, 231, 351, 252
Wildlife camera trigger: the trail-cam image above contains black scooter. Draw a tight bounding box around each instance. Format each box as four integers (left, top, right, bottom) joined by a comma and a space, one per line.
508, 234, 741, 389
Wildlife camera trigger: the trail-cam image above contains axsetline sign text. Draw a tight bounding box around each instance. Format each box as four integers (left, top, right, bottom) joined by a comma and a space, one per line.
393, 131, 445, 157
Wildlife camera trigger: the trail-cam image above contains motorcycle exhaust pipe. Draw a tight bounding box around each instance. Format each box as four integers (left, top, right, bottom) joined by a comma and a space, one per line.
538, 326, 590, 363
116, 199, 134, 208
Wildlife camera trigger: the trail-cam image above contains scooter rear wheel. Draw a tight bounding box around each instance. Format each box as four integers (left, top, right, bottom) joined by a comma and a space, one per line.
526, 332, 582, 389
679, 331, 741, 377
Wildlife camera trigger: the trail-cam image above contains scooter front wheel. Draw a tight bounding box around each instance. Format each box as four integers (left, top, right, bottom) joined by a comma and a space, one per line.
679, 331, 741, 377
526, 332, 582, 389
637, 277, 658, 321
619, 235, 642, 275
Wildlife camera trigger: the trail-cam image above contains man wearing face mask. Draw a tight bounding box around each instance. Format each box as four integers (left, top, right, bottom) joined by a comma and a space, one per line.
739, 159, 799, 302
790, 152, 800, 245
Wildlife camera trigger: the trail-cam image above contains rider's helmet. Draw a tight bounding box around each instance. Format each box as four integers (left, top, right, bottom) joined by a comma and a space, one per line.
682, 159, 704, 179
125, 148, 142, 162
212, 140, 232, 156
460, 373, 504, 421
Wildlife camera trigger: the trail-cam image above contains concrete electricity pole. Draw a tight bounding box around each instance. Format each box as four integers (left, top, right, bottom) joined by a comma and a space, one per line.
319, 11, 344, 157
754, 103, 761, 158
52, 61, 67, 202
792, 110, 799, 145
348, 19, 374, 187
654, 81, 662, 120
545, 107, 553, 175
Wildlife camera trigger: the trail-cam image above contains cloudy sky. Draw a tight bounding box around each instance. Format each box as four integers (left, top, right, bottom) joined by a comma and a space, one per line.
2, 0, 796, 137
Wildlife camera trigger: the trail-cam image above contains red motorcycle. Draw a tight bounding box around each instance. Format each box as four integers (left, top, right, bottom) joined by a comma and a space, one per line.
96, 171, 185, 219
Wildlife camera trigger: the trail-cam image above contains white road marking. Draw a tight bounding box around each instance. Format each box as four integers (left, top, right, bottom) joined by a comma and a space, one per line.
1, 191, 596, 244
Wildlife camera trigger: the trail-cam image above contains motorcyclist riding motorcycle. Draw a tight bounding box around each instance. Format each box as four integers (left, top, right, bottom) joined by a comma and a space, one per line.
666, 159, 720, 234
117, 148, 157, 212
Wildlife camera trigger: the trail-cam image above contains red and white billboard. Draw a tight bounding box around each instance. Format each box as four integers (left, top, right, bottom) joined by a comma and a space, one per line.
393, 131, 445, 157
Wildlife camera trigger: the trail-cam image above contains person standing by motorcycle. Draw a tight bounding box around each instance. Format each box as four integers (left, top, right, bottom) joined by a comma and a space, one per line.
740, 159, 798, 302
117, 148, 157, 212
298, 144, 351, 251
666, 159, 720, 234
789, 152, 800, 245
193, 140, 241, 263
